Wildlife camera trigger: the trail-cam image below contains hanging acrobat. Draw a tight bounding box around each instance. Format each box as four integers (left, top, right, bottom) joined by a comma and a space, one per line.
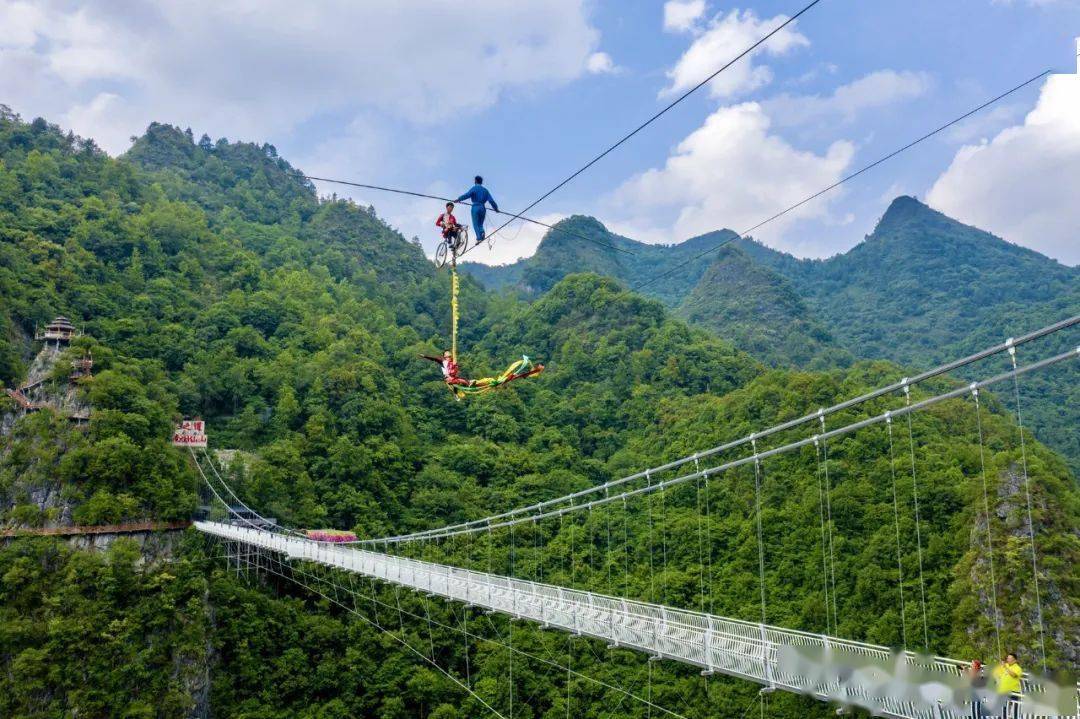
423, 182, 544, 399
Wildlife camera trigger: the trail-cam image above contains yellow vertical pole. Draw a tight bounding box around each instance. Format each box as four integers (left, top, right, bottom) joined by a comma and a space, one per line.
451, 257, 459, 363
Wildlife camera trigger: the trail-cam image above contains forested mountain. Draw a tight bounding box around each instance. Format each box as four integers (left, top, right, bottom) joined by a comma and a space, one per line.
732, 196, 1079, 368
677, 245, 850, 368
462, 217, 847, 368
461, 199, 1080, 469
1, 110, 1077, 718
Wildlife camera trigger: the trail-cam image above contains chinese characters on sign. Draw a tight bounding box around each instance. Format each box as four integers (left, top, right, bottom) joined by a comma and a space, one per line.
172, 419, 208, 448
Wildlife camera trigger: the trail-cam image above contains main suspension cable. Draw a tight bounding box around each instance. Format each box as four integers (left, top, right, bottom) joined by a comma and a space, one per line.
364, 316, 1077, 545
370, 345, 1080, 541
475, 0, 826, 256
303, 174, 634, 255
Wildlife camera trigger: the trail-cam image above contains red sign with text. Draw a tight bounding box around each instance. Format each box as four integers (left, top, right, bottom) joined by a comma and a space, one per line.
172, 419, 208, 448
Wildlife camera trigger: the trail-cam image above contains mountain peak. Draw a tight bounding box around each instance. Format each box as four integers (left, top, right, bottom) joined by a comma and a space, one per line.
876, 195, 936, 231
536, 215, 616, 251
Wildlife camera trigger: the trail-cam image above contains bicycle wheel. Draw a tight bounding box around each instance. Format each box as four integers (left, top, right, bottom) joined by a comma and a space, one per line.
434, 241, 448, 268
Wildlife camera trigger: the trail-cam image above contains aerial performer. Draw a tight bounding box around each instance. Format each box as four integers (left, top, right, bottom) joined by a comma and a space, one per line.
419, 350, 472, 388
427, 178, 542, 399
419, 350, 544, 400
435, 202, 464, 253
456, 175, 498, 246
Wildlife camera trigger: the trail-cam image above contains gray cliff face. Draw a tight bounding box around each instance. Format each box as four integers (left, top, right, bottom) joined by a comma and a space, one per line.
2, 342, 91, 437
1, 343, 92, 529
965, 459, 1079, 668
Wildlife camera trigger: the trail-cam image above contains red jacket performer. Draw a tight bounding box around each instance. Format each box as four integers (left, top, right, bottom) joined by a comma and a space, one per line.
436, 202, 463, 246
420, 350, 472, 387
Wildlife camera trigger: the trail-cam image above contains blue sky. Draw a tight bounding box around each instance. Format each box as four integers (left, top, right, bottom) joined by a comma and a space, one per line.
2, 0, 1078, 264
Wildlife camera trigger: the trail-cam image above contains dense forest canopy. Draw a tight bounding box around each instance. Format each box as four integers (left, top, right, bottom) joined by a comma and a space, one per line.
0, 110, 1076, 718
462, 204, 1080, 472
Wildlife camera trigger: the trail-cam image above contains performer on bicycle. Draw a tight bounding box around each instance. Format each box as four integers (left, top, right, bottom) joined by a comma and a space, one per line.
436, 202, 464, 252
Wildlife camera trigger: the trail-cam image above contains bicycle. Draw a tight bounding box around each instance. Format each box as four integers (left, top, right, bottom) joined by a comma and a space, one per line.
434, 225, 470, 269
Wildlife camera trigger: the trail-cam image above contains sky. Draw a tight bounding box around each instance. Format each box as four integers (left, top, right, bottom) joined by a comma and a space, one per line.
1, 0, 1078, 266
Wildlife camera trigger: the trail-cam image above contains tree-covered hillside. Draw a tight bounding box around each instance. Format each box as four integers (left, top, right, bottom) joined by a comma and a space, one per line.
677, 245, 851, 368
732, 196, 1080, 470
461, 217, 845, 368
461, 200, 1079, 470
734, 196, 1079, 368
1, 109, 1076, 718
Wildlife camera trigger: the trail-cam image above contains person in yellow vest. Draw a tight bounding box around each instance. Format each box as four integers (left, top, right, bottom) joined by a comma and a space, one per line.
992, 653, 1022, 694
992, 652, 1022, 717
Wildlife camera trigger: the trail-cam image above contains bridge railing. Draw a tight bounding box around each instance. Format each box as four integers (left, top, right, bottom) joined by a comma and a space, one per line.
197, 521, 1071, 719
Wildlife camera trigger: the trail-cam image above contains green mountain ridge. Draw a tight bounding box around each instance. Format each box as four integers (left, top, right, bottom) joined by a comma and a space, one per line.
461, 218, 850, 369
677, 245, 851, 368
1, 112, 1077, 717
462, 198, 1080, 469
731, 195, 1079, 364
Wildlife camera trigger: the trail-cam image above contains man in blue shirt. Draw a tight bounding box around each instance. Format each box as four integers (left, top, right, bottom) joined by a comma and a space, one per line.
456, 176, 499, 245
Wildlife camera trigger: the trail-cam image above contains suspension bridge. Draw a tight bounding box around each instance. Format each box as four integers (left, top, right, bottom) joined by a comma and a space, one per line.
194, 315, 1080, 719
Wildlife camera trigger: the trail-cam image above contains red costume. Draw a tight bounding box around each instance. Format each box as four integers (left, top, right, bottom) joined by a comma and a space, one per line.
420, 354, 473, 387
436, 211, 460, 240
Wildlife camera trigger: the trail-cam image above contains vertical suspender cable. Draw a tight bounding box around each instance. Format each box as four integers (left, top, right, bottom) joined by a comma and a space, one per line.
752, 439, 768, 627
695, 458, 707, 614
752, 438, 774, 689
703, 464, 715, 615
819, 413, 839, 633
660, 481, 669, 607
605, 489, 613, 595
588, 505, 596, 581
647, 471, 657, 603
539, 516, 545, 584
694, 455, 711, 698
570, 501, 577, 587
623, 496, 631, 598
1007, 342, 1047, 673
814, 437, 832, 636
885, 414, 909, 649
902, 381, 931, 650
971, 387, 1003, 661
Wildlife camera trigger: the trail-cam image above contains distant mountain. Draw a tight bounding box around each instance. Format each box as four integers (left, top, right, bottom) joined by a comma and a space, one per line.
462, 197, 1080, 468
743, 197, 1080, 472
462, 216, 736, 304
677, 246, 851, 369
462, 217, 842, 366
732, 196, 1080, 368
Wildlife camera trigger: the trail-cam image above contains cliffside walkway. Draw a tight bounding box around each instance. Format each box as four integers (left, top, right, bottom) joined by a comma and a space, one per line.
1, 521, 191, 538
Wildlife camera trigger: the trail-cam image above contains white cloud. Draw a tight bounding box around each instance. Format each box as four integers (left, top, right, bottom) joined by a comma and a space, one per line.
663, 9, 809, 99
2, 0, 605, 154
586, 51, 618, 75
607, 102, 854, 255
461, 213, 566, 265
663, 0, 706, 33
765, 70, 932, 128
62, 92, 143, 153
941, 102, 1026, 144
0, 1, 45, 48
927, 71, 1080, 265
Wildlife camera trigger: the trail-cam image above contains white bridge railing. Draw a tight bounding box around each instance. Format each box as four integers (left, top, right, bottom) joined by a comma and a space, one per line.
197, 521, 1071, 719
